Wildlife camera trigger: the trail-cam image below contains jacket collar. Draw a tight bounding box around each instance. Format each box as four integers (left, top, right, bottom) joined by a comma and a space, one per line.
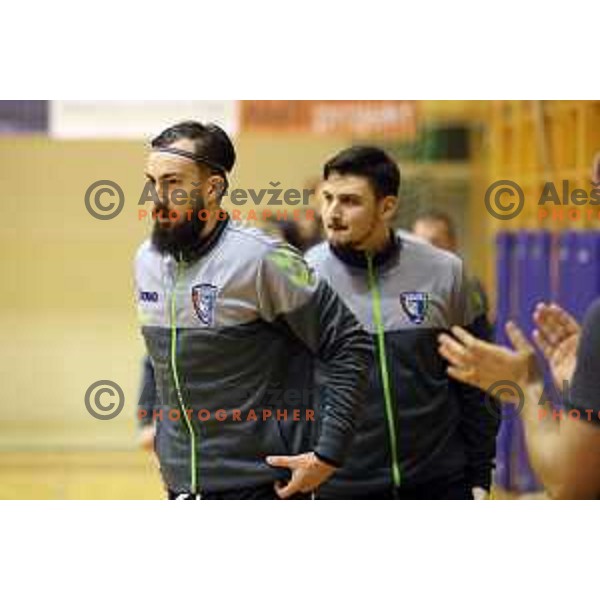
177, 213, 230, 263
329, 229, 401, 270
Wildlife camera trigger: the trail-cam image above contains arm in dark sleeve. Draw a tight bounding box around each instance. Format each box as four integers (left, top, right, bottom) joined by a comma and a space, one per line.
454, 317, 500, 490
137, 355, 157, 427
452, 270, 499, 490
257, 245, 371, 467
565, 300, 600, 419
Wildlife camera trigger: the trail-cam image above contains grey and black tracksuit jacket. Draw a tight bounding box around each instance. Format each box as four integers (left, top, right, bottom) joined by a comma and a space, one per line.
305, 231, 498, 498
134, 216, 370, 495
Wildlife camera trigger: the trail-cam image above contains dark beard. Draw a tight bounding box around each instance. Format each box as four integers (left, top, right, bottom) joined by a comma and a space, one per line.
329, 213, 379, 253
151, 196, 207, 259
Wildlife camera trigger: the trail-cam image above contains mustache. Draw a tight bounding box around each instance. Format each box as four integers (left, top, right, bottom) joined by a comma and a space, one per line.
328, 219, 347, 228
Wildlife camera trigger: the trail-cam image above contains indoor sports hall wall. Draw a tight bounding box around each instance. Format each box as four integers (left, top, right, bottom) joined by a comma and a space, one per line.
0, 132, 348, 452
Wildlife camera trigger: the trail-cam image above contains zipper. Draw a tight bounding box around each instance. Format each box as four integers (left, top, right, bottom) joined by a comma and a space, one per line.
169, 258, 199, 495
366, 254, 401, 489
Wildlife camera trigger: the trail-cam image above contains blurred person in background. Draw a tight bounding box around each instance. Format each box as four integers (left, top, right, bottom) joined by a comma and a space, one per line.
412, 209, 492, 331
264, 208, 323, 253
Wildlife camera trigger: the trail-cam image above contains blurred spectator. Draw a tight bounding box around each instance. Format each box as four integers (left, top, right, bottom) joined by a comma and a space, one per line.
265, 208, 323, 253
411, 209, 492, 333
412, 208, 458, 253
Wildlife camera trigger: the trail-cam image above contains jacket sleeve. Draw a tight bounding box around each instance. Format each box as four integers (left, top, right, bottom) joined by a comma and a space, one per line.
256, 244, 371, 467
450, 262, 499, 491
137, 355, 157, 428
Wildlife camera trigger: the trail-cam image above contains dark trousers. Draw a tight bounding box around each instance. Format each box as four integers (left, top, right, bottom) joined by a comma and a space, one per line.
168, 484, 311, 500
317, 477, 474, 500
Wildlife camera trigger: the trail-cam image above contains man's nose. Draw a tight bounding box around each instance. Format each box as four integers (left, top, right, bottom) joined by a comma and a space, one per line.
154, 183, 169, 207
328, 199, 342, 218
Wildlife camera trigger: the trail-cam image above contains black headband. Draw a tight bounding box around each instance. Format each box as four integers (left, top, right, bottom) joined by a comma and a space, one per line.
152, 146, 227, 175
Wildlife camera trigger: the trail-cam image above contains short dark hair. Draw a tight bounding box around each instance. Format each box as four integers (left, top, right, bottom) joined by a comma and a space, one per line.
151, 120, 236, 175
413, 209, 456, 242
323, 146, 400, 199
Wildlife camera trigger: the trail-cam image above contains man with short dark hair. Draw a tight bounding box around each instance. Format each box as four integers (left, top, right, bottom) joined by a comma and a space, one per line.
134, 121, 370, 499
307, 146, 498, 499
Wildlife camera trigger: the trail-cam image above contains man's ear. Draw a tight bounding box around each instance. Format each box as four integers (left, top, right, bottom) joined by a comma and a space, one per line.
207, 174, 225, 203
380, 195, 398, 220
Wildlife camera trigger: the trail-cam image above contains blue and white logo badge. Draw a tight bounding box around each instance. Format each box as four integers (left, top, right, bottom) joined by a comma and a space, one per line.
139, 290, 159, 303
400, 291, 430, 325
191, 284, 218, 326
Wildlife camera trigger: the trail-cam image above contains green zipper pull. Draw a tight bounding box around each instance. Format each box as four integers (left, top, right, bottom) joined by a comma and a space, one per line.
170, 260, 198, 495
366, 253, 401, 489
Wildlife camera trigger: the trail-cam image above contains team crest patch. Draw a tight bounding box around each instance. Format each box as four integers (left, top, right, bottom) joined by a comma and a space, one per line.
191, 284, 218, 326
400, 292, 430, 325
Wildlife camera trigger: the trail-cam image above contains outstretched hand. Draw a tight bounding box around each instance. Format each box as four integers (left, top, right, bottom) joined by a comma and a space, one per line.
532, 302, 580, 388
438, 322, 541, 397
